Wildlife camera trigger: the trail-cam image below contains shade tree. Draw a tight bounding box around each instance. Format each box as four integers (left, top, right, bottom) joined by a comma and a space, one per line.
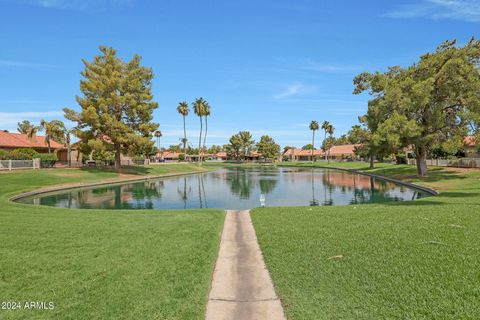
354, 38, 480, 176
256, 135, 280, 161
65, 46, 159, 170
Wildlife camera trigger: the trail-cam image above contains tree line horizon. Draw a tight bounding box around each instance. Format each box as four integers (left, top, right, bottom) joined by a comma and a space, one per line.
12, 38, 480, 176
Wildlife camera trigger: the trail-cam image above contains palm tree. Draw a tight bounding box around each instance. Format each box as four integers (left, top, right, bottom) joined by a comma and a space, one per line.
193, 97, 206, 165
40, 119, 64, 154
65, 128, 72, 167
58, 123, 75, 167
25, 126, 39, 142
177, 101, 189, 161
309, 121, 319, 163
326, 124, 334, 164
154, 130, 162, 160
321, 121, 331, 161
202, 102, 211, 162
17, 120, 40, 141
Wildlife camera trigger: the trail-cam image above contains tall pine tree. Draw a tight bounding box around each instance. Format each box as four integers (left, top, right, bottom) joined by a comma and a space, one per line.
65, 46, 159, 170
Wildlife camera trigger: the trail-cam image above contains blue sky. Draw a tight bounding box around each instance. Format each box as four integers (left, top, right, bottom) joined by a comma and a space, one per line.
0, 0, 479, 148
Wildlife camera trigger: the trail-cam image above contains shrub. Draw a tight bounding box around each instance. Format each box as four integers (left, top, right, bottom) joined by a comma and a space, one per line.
396, 154, 407, 164
178, 154, 185, 161
92, 150, 114, 161
8, 150, 34, 160
0, 150, 9, 160
36, 153, 57, 161
36, 153, 57, 168
12, 148, 38, 157
132, 155, 146, 161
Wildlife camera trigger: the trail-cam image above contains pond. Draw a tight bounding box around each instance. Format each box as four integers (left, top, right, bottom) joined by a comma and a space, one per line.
15, 167, 432, 210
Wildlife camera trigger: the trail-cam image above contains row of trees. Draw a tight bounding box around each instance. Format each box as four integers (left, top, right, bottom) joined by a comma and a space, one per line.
176, 98, 211, 165
351, 38, 480, 176
166, 144, 223, 155
224, 131, 280, 161
308, 120, 335, 162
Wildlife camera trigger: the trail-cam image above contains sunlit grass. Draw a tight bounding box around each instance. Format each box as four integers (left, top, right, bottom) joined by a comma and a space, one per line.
0, 164, 224, 320
252, 162, 480, 319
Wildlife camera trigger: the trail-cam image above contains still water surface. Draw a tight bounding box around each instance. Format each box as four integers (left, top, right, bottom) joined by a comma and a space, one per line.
16, 167, 431, 210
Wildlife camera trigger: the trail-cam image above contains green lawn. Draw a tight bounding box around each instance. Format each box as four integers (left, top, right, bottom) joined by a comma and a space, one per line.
3, 162, 480, 319
252, 162, 480, 319
0, 164, 224, 320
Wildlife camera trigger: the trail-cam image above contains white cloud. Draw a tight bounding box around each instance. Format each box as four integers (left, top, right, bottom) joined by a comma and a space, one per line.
273, 83, 303, 99
273, 83, 318, 100
0, 111, 65, 132
385, 0, 480, 22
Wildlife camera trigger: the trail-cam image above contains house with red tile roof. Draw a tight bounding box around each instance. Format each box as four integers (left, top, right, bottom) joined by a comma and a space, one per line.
0, 130, 64, 151
283, 148, 324, 161
213, 151, 228, 160
0, 130, 84, 163
160, 151, 182, 161
463, 135, 478, 157
327, 144, 361, 159
213, 151, 264, 161
283, 144, 360, 161
156, 150, 266, 162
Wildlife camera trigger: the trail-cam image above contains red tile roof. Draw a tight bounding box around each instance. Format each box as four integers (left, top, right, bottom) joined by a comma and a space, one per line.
213, 151, 262, 158
283, 144, 360, 157
160, 151, 181, 159
328, 144, 361, 156
0, 131, 64, 150
464, 136, 477, 147
283, 148, 325, 157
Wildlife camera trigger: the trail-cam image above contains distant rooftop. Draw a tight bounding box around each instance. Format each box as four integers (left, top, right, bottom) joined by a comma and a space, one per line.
0, 130, 64, 150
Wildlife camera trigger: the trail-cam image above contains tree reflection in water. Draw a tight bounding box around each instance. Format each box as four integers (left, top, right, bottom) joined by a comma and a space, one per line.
30, 167, 430, 209
177, 176, 191, 209
197, 174, 208, 208
228, 169, 255, 199
259, 179, 277, 195
321, 171, 334, 206
116, 180, 164, 209
310, 170, 319, 206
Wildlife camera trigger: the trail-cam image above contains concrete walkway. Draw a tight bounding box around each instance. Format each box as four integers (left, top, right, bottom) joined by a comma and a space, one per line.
206, 210, 286, 320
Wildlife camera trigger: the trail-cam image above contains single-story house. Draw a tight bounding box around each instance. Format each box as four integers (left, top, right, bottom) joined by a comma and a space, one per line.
0, 130, 78, 162
283, 148, 324, 161
246, 151, 262, 161
327, 144, 361, 160
161, 151, 182, 161
213, 151, 228, 161
464, 135, 478, 157
283, 144, 360, 161
212, 151, 264, 161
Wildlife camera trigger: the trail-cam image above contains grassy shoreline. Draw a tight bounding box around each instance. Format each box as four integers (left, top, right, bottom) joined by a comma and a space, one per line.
252, 161, 480, 319
2, 161, 479, 319
0, 164, 225, 320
